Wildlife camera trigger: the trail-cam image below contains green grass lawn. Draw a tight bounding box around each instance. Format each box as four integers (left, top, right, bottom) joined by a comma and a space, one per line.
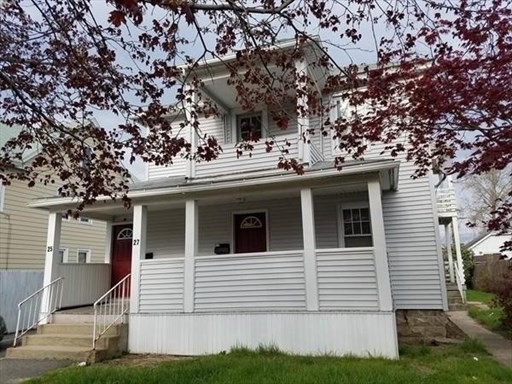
466, 289, 496, 305
27, 341, 512, 384
466, 290, 512, 340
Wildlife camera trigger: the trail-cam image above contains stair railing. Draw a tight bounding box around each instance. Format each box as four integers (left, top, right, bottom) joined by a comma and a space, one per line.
453, 263, 467, 304
13, 277, 64, 347
93, 274, 131, 350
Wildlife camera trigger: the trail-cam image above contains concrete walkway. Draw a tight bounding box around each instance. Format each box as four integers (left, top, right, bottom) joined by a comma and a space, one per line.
0, 334, 73, 383
449, 311, 512, 368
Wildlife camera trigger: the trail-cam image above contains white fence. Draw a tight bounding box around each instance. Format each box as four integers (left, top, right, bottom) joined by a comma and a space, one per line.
57, 263, 111, 308
0, 270, 44, 333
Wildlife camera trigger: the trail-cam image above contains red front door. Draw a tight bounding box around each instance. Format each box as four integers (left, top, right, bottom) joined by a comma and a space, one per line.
234, 212, 267, 253
111, 224, 133, 295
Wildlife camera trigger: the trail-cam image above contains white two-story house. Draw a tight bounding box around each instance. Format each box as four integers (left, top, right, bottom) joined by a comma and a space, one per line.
17, 39, 464, 360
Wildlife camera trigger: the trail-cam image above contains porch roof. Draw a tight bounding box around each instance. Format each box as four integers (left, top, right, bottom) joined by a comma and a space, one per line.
27, 159, 399, 216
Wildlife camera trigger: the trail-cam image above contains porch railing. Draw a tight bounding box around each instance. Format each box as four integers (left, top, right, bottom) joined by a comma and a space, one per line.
92, 274, 131, 350
13, 277, 64, 347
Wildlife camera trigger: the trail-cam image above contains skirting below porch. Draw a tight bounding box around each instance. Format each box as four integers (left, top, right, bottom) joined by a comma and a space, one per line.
128, 311, 399, 358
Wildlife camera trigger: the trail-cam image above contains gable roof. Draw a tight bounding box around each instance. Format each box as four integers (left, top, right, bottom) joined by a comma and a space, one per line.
465, 232, 491, 249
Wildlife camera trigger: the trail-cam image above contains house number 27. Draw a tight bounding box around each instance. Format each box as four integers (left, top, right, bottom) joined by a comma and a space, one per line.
133, 239, 140, 246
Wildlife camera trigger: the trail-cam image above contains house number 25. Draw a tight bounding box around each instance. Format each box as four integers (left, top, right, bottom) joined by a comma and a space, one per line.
133, 239, 140, 246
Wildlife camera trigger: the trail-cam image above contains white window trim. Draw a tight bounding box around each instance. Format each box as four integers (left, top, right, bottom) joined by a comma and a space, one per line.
230, 107, 268, 144
330, 96, 368, 156
231, 209, 270, 254
76, 249, 92, 263
59, 248, 69, 263
337, 202, 372, 248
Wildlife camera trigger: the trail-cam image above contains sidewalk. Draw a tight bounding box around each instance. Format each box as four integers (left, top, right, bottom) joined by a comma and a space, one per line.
449, 311, 512, 368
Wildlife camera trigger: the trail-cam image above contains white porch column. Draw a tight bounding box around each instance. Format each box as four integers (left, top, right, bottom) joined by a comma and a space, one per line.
184, 199, 198, 313
367, 179, 393, 311
130, 205, 147, 314
104, 221, 113, 264
300, 188, 319, 311
295, 59, 311, 165
451, 216, 465, 285
40, 212, 62, 322
445, 223, 455, 283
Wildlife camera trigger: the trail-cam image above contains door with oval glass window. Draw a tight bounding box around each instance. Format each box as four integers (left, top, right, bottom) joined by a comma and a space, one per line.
234, 212, 267, 253
111, 224, 133, 296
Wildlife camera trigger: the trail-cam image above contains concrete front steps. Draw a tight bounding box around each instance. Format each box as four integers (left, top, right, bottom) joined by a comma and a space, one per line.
6, 313, 128, 363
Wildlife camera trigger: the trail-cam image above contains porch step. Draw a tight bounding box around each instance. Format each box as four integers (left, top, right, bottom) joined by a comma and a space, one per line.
5, 345, 106, 361
51, 313, 126, 325
446, 284, 467, 311
6, 323, 127, 363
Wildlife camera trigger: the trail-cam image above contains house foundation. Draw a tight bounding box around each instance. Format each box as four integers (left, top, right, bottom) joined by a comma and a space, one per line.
395, 310, 465, 343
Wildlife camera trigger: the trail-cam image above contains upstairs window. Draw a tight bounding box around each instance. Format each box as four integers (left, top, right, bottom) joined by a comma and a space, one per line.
339, 204, 373, 247
237, 113, 262, 141
58, 248, 69, 263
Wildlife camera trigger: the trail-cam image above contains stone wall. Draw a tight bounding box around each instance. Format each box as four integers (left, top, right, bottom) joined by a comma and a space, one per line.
396, 310, 465, 343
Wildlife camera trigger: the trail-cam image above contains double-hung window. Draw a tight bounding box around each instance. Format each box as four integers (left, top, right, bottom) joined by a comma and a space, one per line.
339, 204, 373, 247
237, 113, 262, 141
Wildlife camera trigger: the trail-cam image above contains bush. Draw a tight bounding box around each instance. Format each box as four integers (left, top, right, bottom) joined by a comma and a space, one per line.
462, 246, 475, 288
488, 264, 512, 329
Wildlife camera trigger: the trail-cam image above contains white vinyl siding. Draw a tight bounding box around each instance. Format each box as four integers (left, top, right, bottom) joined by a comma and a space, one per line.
147, 106, 301, 180
317, 248, 379, 310
194, 251, 306, 311
139, 258, 184, 313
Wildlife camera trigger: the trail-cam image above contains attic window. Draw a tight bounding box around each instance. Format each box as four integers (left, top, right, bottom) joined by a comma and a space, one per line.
237, 113, 262, 141
240, 216, 263, 229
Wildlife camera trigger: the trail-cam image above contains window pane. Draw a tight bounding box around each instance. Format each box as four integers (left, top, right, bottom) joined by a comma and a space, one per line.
353, 222, 362, 234
360, 208, 370, 220
344, 222, 353, 235
361, 221, 371, 234
78, 252, 87, 263
239, 115, 262, 141
343, 209, 351, 222
351, 209, 360, 221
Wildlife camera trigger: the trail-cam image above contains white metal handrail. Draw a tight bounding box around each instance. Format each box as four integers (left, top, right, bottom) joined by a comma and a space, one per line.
454, 263, 467, 304
13, 277, 64, 347
93, 274, 131, 350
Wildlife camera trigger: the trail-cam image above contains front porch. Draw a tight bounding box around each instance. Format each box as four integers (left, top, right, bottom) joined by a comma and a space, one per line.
37, 165, 400, 358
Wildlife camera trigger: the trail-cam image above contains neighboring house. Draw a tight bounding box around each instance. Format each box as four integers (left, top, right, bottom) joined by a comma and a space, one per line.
467, 232, 512, 260
26, 40, 462, 359
0, 124, 108, 333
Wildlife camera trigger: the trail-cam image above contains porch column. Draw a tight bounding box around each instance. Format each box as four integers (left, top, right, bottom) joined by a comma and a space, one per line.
184, 199, 198, 313
451, 216, 465, 285
300, 188, 319, 311
130, 205, 147, 314
295, 59, 311, 165
367, 178, 393, 311
445, 223, 455, 283
40, 212, 62, 322
104, 221, 113, 264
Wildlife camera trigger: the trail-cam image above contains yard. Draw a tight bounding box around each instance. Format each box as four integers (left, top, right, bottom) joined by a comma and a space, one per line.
466, 289, 512, 340
27, 342, 512, 384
